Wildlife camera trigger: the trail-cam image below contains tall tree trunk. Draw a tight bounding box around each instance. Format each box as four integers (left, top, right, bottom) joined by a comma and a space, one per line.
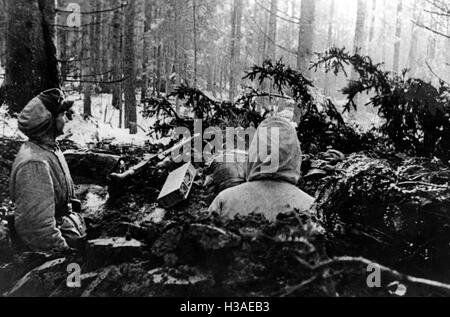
381, 0, 388, 64
425, 12, 438, 82
157, 43, 162, 96
229, 0, 243, 102
447, 16, 450, 81
192, 0, 198, 88
219, 55, 224, 98
81, 1, 92, 117
210, 46, 218, 98
0, 0, 6, 67
173, 0, 181, 113
135, 0, 145, 96
352, 0, 367, 78
393, 0, 403, 73
324, 0, 336, 96
267, 0, 277, 60
407, 0, 421, 74
111, 0, 123, 123
368, 0, 377, 57
265, 0, 277, 107
141, 0, 153, 101
93, 0, 102, 85
2, 0, 59, 113
290, 0, 296, 18
56, 0, 68, 81
297, 0, 315, 75
294, 0, 315, 123
257, 1, 269, 65
349, 0, 367, 119
100, 0, 110, 87
124, 1, 137, 134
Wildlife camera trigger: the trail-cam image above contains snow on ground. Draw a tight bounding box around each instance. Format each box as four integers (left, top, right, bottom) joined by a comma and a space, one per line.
0, 107, 23, 140
0, 90, 382, 147
0, 93, 159, 148
66, 93, 152, 147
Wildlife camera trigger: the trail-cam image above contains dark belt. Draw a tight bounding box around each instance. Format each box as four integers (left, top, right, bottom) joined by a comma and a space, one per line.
7, 199, 82, 250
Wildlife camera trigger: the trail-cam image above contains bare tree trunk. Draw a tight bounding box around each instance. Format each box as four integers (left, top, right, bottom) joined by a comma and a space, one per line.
229, 0, 243, 102
447, 16, 450, 80
56, 0, 68, 81
93, 0, 102, 85
135, 0, 145, 97
352, 0, 367, 77
257, 1, 268, 66
0, 0, 6, 67
393, 0, 403, 73
425, 11, 438, 82
407, 0, 421, 74
381, 0, 388, 63
368, 0, 378, 57
111, 0, 123, 127
173, 0, 181, 112
294, 0, 315, 123
193, 0, 198, 88
210, 46, 218, 98
324, 0, 336, 96
124, 1, 137, 134
165, 45, 174, 96
219, 55, 224, 98
297, 0, 315, 75
81, 1, 92, 117
2, 0, 60, 113
157, 44, 162, 96
267, 0, 277, 60
290, 0, 296, 18
100, 0, 110, 88
141, 0, 152, 101
348, 0, 367, 119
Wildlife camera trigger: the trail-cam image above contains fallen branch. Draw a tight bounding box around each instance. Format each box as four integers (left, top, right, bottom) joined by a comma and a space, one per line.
396, 181, 448, 189
295, 256, 450, 294
279, 276, 318, 297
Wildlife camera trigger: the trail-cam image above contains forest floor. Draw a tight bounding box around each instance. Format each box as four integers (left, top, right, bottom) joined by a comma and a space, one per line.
1, 94, 450, 297
1, 135, 450, 297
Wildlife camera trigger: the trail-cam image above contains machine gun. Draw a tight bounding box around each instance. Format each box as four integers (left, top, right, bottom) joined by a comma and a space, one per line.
108, 134, 200, 183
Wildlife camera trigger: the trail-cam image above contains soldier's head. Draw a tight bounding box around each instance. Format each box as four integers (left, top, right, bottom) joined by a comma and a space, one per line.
18, 88, 75, 144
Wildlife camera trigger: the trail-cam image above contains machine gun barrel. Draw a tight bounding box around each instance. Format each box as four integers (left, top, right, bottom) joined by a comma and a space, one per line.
108, 134, 199, 182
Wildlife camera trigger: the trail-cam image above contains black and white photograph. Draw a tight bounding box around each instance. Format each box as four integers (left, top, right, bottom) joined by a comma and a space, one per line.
0, 0, 450, 300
